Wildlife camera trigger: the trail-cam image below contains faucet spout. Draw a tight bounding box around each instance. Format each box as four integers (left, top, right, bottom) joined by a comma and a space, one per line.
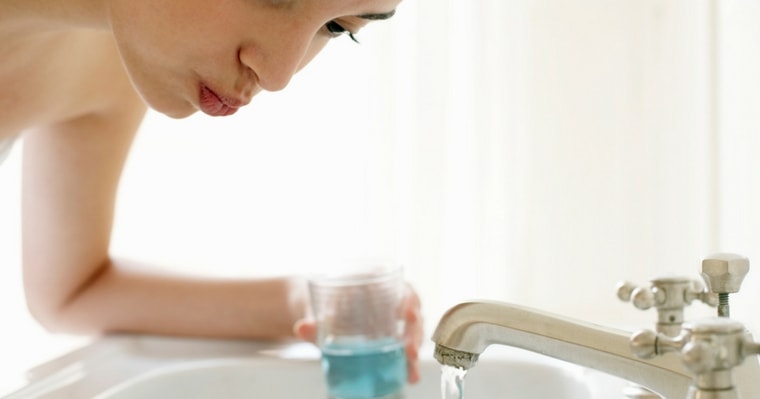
432, 301, 692, 398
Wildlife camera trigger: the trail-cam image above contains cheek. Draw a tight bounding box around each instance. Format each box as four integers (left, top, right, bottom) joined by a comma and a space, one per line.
112, 37, 197, 118
109, 4, 167, 83
109, 0, 261, 118
298, 37, 332, 72
109, 1, 204, 117
109, 0, 218, 71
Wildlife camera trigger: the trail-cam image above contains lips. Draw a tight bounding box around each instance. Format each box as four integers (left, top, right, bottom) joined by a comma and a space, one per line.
199, 84, 242, 117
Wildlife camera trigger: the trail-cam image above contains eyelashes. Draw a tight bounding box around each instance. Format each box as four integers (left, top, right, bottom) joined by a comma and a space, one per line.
325, 20, 359, 43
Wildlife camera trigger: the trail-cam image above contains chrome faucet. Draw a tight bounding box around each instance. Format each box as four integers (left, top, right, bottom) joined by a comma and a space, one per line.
431, 300, 760, 399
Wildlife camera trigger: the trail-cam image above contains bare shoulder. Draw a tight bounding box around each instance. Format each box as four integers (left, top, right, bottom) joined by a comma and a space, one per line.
0, 28, 147, 139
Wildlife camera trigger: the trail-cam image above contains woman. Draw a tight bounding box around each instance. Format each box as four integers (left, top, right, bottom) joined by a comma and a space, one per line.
0, 0, 422, 382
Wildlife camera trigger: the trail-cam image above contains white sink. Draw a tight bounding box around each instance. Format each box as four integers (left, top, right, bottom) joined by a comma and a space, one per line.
2, 335, 628, 399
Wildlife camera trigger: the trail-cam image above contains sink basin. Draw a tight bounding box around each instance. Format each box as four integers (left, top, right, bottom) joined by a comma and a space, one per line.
96, 353, 590, 399
2, 335, 628, 399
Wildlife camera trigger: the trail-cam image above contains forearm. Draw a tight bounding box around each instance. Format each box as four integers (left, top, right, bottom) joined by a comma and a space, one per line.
20, 98, 311, 340
44, 258, 309, 340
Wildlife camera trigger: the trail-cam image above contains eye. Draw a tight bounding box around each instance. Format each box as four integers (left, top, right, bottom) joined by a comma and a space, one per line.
325, 20, 359, 43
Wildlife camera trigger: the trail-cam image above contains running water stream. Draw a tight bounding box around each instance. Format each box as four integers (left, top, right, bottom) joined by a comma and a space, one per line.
440, 365, 468, 399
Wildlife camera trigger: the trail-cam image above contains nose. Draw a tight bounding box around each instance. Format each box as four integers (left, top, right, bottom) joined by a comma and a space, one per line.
239, 32, 324, 92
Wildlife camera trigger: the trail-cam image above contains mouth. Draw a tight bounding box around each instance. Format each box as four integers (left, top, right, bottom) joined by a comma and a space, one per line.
198, 84, 244, 117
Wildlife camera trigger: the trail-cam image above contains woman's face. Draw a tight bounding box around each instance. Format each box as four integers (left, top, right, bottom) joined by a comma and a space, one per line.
108, 0, 400, 118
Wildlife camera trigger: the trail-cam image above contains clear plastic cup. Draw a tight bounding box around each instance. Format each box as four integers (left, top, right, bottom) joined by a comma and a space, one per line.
308, 261, 407, 399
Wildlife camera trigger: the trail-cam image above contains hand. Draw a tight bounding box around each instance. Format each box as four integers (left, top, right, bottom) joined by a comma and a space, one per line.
293, 282, 424, 384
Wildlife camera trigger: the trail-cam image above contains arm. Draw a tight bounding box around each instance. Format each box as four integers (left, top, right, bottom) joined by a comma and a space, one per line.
22, 95, 308, 340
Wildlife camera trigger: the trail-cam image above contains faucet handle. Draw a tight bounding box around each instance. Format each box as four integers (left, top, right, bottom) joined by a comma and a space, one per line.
701, 253, 749, 294
631, 317, 757, 398
617, 277, 717, 336
617, 281, 658, 310
629, 328, 686, 359
701, 253, 750, 317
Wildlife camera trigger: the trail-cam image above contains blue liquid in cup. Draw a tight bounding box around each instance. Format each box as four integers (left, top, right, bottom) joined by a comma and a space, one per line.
321, 338, 407, 399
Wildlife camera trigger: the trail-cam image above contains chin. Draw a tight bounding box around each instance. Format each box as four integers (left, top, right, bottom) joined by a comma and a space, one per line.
146, 98, 198, 119
131, 82, 197, 119
160, 107, 198, 119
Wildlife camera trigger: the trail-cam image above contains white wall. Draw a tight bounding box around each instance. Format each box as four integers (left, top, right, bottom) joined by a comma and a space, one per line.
1, 0, 760, 385
365, 0, 721, 328
716, 0, 760, 326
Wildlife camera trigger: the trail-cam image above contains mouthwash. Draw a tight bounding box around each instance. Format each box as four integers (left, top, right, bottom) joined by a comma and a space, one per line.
321, 338, 406, 399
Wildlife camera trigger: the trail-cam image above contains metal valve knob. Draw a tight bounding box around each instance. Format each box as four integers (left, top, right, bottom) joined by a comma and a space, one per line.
630, 318, 760, 399
618, 277, 717, 336
701, 253, 750, 318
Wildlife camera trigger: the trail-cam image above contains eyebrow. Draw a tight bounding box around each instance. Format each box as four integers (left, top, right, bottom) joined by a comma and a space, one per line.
357, 10, 396, 21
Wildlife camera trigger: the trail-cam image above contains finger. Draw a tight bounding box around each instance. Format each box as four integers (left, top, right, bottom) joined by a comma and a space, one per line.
403, 285, 424, 348
407, 309, 424, 348
406, 339, 421, 383
403, 283, 422, 312
401, 283, 424, 384
293, 318, 318, 343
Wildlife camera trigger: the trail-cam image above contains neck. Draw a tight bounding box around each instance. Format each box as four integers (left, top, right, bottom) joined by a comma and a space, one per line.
0, 0, 110, 33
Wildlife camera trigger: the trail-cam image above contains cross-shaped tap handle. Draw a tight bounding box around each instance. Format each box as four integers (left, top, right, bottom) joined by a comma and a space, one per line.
617, 277, 717, 336
631, 317, 759, 399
